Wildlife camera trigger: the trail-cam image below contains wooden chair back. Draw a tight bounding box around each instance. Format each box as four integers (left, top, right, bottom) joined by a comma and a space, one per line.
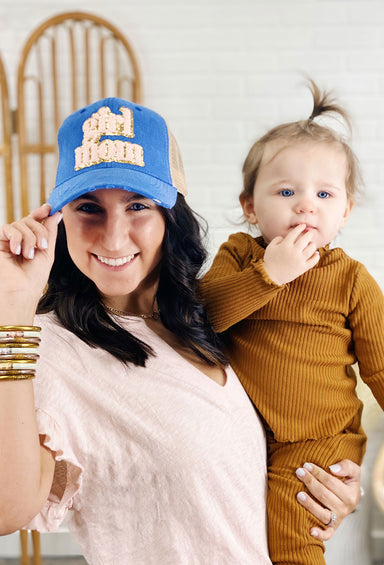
0, 52, 14, 222
17, 11, 142, 215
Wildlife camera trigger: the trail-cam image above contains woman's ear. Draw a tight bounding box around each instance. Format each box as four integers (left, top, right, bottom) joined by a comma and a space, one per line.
239, 194, 257, 225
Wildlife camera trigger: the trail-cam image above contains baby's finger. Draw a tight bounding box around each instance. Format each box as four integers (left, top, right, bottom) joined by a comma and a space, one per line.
292, 228, 317, 250
284, 224, 307, 243
305, 249, 320, 268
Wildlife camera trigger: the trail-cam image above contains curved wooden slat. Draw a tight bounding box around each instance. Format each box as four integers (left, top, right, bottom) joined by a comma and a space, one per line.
0, 52, 14, 222
17, 11, 142, 215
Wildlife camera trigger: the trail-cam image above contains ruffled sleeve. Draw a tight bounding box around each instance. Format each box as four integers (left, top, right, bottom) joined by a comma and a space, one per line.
24, 408, 83, 532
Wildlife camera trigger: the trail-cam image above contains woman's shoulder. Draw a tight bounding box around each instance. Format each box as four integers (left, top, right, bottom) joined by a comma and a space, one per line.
35, 311, 72, 343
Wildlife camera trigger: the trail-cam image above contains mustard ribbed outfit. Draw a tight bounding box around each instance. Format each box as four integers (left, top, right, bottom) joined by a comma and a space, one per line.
200, 233, 384, 565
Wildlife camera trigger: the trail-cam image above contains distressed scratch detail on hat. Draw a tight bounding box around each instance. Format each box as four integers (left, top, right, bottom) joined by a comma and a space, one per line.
74, 106, 145, 170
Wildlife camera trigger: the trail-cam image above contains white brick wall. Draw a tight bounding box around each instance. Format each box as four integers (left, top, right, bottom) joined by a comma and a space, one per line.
1, 2, 384, 560
1, 0, 384, 288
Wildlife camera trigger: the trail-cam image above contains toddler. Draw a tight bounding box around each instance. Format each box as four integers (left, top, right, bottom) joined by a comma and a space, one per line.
200, 81, 384, 565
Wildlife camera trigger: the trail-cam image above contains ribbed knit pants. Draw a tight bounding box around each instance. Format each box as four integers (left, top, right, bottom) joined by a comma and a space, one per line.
266, 426, 366, 565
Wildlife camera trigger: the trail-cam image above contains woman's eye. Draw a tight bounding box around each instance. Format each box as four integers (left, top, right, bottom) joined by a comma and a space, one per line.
280, 189, 293, 197
318, 191, 330, 199
76, 203, 103, 214
129, 202, 148, 211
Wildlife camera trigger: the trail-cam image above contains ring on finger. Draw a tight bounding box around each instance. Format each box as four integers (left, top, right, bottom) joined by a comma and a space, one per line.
326, 511, 337, 528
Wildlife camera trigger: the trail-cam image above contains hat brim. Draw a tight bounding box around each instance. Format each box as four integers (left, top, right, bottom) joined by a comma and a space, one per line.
48, 166, 178, 214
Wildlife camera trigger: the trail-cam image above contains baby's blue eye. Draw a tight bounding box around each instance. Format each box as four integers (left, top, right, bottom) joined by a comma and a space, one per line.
318, 191, 329, 199
280, 189, 293, 197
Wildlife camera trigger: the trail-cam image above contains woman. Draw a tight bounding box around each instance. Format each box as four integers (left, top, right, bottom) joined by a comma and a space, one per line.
0, 98, 361, 564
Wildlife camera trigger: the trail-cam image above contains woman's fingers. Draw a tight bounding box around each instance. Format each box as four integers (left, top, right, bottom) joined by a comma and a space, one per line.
296, 488, 335, 523
296, 459, 362, 541
27, 202, 51, 221
1, 204, 61, 260
329, 458, 361, 486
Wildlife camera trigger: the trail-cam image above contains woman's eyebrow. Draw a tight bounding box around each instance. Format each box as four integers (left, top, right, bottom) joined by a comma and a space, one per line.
73, 193, 100, 203
73, 192, 151, 203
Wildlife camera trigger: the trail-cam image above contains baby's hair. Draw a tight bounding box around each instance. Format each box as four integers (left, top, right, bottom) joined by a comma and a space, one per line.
240, 79, 363, 203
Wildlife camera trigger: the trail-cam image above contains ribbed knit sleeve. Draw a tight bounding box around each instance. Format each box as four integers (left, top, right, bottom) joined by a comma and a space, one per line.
200, 233, 284, 332
349, 263, 384, 409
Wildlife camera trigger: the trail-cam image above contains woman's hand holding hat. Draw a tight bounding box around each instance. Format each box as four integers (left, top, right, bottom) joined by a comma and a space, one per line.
0, 204, 62, 324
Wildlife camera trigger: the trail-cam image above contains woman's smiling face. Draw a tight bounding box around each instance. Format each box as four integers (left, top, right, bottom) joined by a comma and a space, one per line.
62, 188, 166, 308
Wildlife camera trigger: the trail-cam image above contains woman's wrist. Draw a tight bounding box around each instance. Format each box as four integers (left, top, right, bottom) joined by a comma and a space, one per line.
0, 293, 39, 326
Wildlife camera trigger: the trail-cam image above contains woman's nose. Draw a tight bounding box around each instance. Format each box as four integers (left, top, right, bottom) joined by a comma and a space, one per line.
100, 214, 129, 250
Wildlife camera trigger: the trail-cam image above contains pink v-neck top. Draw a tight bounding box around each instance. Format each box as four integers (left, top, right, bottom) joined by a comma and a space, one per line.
27, 312, 271, 564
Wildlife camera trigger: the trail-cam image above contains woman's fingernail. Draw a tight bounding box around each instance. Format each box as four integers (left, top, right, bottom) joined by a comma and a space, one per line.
297, 491, 307, 502
28, 248, 35, 259
330, 463, 341, 473
15, 244, 21, 255
56, 212, 63, 224
41, 238, 48, 249
310, 529, 319, 538
296, 467, 306, 478
304, 462, 313, 472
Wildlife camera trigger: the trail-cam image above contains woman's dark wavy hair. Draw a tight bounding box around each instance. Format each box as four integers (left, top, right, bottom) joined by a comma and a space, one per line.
37, 194, 227, 368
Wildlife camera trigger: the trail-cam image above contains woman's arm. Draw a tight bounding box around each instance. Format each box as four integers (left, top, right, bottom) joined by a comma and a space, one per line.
0, 205, 60, 534
295, 459, 362, 541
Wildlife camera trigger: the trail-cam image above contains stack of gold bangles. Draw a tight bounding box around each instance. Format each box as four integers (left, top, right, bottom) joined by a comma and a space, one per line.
0, 326, 41, 381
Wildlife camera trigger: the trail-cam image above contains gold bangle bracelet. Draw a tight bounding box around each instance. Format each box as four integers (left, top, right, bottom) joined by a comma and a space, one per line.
0, 326, 41, 331
0, 337, 41, 344
0, 342, 39, 349
0, 369, 36, 375
0, 348, 39, 355
0, 355, 39, 361
0, 331, 41, 339
0, 358, 36, 364
0, 361, 36, 371
0, 373, 35, 381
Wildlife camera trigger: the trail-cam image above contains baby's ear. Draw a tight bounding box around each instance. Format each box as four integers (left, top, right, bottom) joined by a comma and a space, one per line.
239, 194, 257, 225
341, 199, 354, 228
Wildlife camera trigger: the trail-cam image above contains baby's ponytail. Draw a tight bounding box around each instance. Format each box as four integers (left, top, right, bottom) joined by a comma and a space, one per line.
307, 78, 351, 133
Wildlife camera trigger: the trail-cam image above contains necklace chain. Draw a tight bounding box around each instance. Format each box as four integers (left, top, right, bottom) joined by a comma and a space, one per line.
104, 304, 160, 321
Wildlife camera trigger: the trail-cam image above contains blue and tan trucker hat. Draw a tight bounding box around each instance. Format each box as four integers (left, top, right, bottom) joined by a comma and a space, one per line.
48, 97, 187, 214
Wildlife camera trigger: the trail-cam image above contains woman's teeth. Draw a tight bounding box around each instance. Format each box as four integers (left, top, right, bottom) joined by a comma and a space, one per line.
97, 255, 134, 266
